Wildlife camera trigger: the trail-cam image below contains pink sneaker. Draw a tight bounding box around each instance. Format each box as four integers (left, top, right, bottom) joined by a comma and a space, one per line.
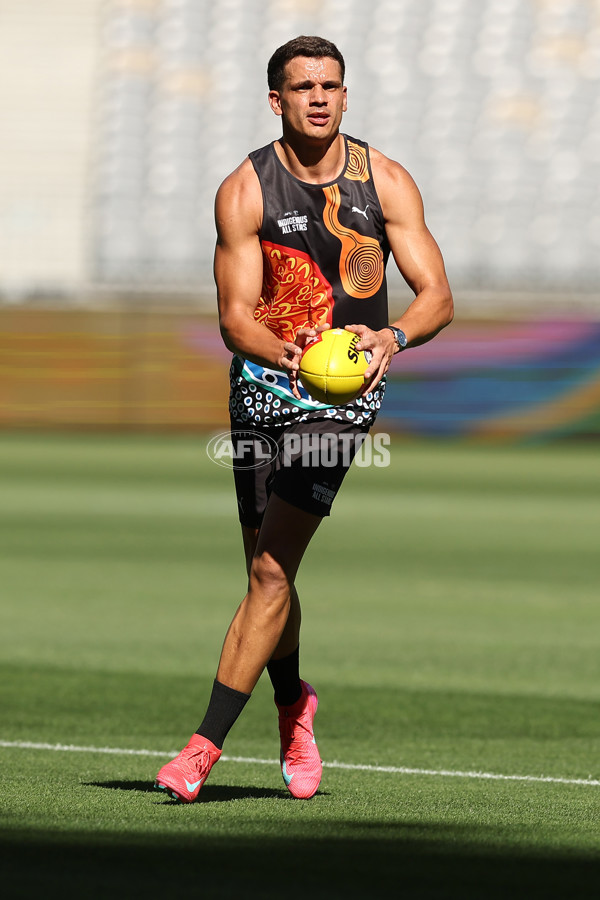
154, 734, 221, 803
276, 680, 322, 799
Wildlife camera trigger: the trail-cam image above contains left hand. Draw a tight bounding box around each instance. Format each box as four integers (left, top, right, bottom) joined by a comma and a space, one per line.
344, 324, 397, 395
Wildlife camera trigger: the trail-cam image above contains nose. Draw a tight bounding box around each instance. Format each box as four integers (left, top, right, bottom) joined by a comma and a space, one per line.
310, 85, 327, 104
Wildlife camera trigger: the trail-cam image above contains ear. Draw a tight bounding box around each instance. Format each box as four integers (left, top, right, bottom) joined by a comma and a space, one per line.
268, 90, 283, 117
342, 85, 348, 113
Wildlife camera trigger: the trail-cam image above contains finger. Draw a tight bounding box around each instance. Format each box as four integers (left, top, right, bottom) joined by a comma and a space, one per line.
362, 360, 385, 394
350, 325, 375, 352
286, 347, 303, 365
363, 357, 379, 381
288, 374, 301, 399
368, 365, 387, 393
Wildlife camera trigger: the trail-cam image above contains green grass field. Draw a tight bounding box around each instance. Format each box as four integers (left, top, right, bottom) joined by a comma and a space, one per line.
1, 431, 600, 899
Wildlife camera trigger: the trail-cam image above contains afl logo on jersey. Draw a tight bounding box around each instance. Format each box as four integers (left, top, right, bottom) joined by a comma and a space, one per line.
277, 209, 308, 234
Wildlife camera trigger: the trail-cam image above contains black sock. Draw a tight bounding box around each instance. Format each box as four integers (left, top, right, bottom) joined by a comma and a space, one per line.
196, 680, 250, 750
267, 645, 302, 707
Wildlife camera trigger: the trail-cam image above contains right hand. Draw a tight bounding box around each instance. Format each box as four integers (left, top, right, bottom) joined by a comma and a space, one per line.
284, 323, 331, 400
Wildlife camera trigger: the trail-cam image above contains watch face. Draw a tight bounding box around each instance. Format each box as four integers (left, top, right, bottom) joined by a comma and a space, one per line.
394, 328, 407, 348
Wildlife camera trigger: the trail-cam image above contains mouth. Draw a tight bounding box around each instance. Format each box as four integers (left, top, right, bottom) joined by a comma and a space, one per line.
307, 112, 330, 126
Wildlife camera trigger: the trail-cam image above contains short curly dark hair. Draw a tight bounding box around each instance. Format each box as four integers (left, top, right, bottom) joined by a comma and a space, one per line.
267, 35, 345, 92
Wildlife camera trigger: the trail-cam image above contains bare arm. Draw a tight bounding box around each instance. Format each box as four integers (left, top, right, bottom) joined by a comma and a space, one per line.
347, 149, 454, 392
214, 159, 314, 377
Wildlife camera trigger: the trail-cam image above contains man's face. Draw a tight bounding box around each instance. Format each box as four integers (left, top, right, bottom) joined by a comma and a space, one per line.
269, 56, 347, 141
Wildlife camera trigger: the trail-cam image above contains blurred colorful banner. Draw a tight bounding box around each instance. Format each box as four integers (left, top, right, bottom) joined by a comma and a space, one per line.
380, 318, 600, 441
1, 309, 599, 440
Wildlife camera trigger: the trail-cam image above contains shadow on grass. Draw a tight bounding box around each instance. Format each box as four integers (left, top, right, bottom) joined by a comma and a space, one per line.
2, 825, 600, 900
86, 780, 292, 802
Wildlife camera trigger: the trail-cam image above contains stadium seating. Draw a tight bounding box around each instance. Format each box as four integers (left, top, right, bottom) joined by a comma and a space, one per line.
1, 0, 598, 302
92, 0, 600, 297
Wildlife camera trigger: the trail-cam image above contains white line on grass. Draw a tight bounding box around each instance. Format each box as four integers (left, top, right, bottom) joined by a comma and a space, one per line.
1, 739, 599, 788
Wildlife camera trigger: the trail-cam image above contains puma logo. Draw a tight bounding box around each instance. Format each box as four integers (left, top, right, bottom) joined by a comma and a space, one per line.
351, 204, 369, 220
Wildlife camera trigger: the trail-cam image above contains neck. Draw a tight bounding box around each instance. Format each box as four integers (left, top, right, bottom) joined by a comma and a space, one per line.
275, 132, 345, 184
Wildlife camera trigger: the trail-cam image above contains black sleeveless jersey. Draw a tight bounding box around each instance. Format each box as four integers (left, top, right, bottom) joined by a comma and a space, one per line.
229, 134, 390, 428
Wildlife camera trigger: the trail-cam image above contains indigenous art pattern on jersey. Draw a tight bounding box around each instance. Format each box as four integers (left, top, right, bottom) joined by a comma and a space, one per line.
345, 139, 370, 182
253, 242, 334, 343
322, 183, 385, 299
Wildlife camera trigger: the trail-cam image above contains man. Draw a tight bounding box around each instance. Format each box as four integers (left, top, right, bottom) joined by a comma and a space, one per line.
155, 35, 453, 803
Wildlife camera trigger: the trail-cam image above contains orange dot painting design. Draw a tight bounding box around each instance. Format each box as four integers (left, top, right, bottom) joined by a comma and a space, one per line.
254, 241, 334, 343
345, 140, 370, 183
322, 183, 384, 299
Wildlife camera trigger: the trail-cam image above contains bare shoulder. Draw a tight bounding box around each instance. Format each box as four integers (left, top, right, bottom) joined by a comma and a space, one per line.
215, 157, 262, 236
369, 147, 424, 222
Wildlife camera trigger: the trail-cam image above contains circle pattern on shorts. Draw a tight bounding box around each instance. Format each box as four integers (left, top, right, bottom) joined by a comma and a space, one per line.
229, 360, 384, 428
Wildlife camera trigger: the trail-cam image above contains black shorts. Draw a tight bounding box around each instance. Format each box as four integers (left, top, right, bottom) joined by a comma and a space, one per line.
230, 418, 370, 527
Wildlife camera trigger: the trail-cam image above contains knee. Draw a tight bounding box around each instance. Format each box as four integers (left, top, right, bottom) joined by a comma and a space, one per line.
249, 552, 290, 607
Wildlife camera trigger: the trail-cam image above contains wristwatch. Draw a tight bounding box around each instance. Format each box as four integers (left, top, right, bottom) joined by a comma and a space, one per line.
382, 325, 407, 353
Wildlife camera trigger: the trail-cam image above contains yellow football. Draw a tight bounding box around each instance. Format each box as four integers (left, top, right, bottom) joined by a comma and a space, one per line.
299, 328, 369, 405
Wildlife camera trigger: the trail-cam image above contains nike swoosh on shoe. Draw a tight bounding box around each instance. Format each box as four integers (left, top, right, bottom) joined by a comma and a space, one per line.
185, 778, 204, 792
